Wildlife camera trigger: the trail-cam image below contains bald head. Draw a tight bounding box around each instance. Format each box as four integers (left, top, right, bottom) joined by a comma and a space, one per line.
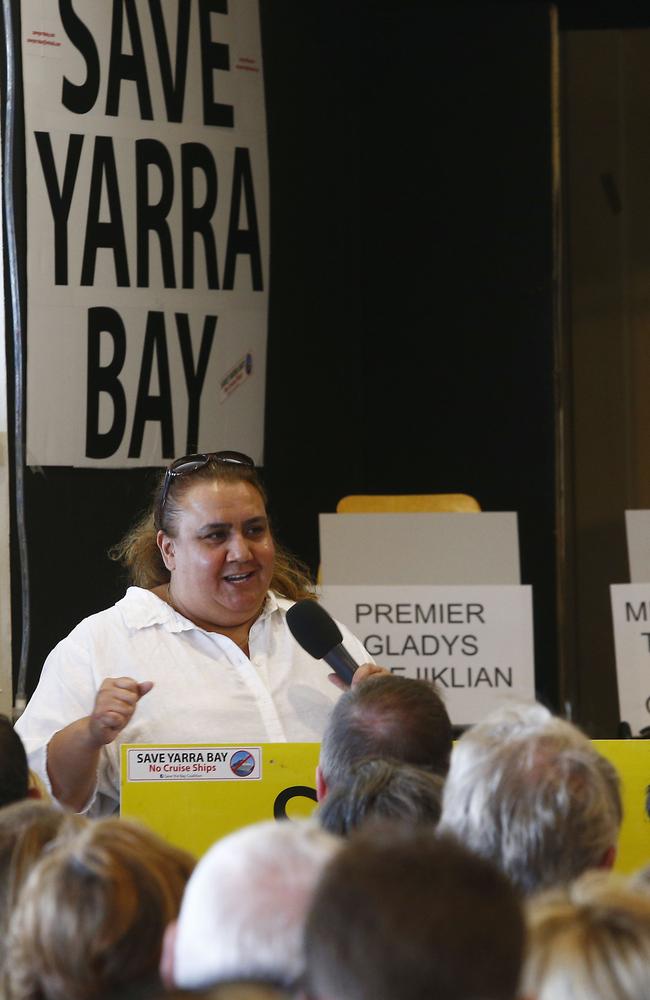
319, 675, 452, 792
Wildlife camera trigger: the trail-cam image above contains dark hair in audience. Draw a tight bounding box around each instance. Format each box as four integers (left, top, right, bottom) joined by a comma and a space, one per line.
319, 675, 452, 790
304, 826, 525, 1000
7, 817, 195, 1000
317, 758, 444, 836
0, 714, 29, 807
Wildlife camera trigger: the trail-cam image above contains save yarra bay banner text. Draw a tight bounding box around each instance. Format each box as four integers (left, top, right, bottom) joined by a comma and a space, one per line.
22, 0, 269, 467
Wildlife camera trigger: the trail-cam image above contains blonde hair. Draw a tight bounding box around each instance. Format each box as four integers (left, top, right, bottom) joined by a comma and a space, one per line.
6, 817, 195, 1000
523, 870, 650, 1000
110, 460, 316, 602
0, 801, 85, 980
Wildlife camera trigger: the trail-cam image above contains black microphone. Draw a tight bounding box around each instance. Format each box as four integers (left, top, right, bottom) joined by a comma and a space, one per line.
286, 599, 359, 685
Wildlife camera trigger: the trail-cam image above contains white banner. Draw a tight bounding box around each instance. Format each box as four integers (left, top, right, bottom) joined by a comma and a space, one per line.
610, 584, 650, 735
22, 0, 268, 466
321, 584, 536, 726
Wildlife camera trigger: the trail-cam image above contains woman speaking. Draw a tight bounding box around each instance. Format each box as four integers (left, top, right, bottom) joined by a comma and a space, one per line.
16, 452, 376, 815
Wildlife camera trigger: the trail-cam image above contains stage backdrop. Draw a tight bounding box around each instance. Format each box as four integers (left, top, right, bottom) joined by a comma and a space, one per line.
9, 2, 561, 726
21, 0, 268, 467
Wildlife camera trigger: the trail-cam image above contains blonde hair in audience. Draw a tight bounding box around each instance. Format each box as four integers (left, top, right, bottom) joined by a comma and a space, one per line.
6, 817, 195, 1000
523, 870, 650, 1000
0, 801, 85, 978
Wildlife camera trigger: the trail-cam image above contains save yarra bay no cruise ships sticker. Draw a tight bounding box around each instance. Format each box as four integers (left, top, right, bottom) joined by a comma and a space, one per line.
126, 747, 262, 782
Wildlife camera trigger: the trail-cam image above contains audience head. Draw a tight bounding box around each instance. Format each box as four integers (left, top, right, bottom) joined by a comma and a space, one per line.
168, 819, 340, 991
304, 825, 525, 1000
439, 701, 623, 895
317, 758, 443, 836
318, 674, 452, 798
523, 870, 650, 1000
6, 816, 195, 1000
0, 800, 85, 977
0, 715, 30, 808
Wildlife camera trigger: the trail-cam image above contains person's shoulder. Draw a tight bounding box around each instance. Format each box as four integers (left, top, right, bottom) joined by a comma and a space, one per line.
50, 588, 149, 647
78, 589, 140, 627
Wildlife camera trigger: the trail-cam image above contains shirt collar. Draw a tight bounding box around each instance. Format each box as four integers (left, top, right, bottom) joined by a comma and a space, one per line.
119, 586, 281, 633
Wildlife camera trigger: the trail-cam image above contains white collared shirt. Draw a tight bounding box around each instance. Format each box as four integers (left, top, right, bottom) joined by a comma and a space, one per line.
16, 587, 370, 816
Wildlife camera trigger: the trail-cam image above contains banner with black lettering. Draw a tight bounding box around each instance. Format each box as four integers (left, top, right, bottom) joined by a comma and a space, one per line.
21, 0, 268, 466
321, 584, 536, 726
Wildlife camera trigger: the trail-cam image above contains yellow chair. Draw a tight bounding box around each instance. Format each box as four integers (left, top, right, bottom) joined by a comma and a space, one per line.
317, 493, 481, 584
336, 493, 481, 514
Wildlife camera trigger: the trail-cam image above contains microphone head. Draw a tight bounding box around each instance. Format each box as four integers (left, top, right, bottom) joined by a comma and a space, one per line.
286, 599, 343, 659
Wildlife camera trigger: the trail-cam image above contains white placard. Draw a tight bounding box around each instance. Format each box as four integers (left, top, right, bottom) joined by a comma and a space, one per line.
610, 584, 650, 734
22, 0, 268, 466
625, 511, 650, 583
320, 512, 521, 585
125, 745, 261, 782
321, 585, 535, 726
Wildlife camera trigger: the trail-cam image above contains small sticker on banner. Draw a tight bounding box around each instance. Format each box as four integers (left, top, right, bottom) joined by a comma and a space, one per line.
24, 22, 63, 59
126, 747, 262, 782
220, 352, 253, 402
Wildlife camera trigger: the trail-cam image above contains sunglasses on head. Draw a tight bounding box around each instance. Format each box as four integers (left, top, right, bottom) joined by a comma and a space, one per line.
156, 450, 255, 527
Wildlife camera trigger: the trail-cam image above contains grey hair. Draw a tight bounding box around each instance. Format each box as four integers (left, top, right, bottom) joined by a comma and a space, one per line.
523, 870, 650, 1000
439, 702, 623, 896
317, 758, 444, 836
173, 819, 341, 990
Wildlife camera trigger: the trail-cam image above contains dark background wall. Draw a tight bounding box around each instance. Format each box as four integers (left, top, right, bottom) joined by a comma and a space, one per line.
9, 1, 563, 719
251, 0, 559, 712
